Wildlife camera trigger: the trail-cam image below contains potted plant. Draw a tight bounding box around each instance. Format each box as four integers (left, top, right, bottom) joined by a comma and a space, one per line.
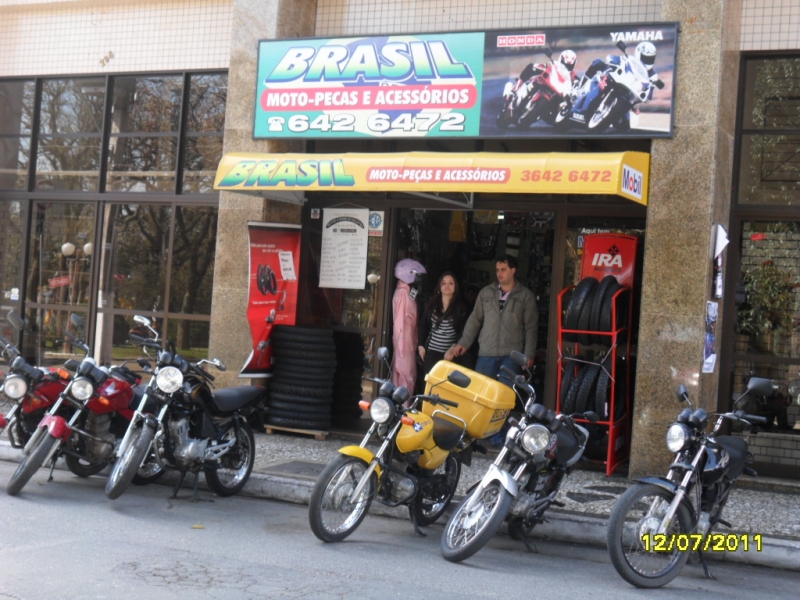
737, 260, 796, 354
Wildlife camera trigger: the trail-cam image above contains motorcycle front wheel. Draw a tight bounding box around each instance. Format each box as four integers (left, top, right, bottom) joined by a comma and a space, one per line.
7, 432, 59, 496
105, 423, 156, 499
204, 420, 255, 497
412, 453, 461, 526
495, 108, 514, 129
587, 93, 620, 132
440, 480, 513, 563
308, 454, 376, 543
607, 483, 693, 588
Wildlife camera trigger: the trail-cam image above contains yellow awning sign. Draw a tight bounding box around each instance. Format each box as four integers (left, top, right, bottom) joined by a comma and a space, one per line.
214, 151, 649, 205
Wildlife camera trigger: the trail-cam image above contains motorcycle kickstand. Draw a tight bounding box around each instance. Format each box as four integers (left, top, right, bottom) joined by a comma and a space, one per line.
171, 471, 187, 499
46, 454, 59, 483
190, 472, 213, 503
697, 548, 716, 580
408, 506, 427, 537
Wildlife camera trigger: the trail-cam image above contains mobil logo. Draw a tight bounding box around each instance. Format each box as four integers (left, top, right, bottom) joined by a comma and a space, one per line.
591, 244, 623, 269
621, 164, 643, 200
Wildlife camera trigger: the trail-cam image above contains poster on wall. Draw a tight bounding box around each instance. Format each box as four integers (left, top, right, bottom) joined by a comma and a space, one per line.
319, 208, 369, 289
240, 222, 302, 378
254, 23, 677, 139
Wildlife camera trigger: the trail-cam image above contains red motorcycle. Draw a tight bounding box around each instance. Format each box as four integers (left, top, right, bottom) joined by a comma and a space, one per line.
6, 316, 145, 496
497, 48, 576, 129
1, 310, 70, 449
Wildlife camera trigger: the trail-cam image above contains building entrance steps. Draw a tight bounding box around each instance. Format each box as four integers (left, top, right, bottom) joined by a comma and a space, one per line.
1, 431, 798, 571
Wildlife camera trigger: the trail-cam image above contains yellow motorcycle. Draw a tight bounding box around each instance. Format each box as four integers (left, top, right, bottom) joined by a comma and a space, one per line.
308, 347, 516, 542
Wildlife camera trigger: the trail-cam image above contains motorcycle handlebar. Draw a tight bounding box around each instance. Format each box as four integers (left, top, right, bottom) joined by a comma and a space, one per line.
414, 394, 458, 408
193, 364, 215, 382
128, 334, 162, 350
743, 413, 768, 425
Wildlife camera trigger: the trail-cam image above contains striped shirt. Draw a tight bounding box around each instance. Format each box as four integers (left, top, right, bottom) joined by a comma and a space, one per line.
428, 313, 459, 352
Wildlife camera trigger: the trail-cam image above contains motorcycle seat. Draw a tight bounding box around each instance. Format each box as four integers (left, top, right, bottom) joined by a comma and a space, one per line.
432, 416, 464, 451
212, 386, 265, 413
127, 384, 158, 414
715, 435, 749, 480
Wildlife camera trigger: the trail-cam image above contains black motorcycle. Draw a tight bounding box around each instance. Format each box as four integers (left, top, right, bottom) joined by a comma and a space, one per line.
606, 378, 769, 588
105, 315, 265, 500
440, 350, 597, 563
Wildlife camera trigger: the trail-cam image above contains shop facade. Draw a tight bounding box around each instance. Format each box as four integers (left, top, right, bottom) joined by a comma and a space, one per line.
1, 0, 800, 478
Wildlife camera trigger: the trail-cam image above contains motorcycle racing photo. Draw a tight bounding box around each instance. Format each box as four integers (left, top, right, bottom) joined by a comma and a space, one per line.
480, 25, 676, 137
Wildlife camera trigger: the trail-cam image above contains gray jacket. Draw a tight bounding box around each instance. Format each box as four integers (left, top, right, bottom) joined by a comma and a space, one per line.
458, 281, 538, 359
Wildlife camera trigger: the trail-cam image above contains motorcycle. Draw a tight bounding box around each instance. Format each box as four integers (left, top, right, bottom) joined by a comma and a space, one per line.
554, 41, 665, 133
6, 318, 144, 496
606, 379, 769, 588
0, 310, 70, 448
105, 315, 265, 501
440, 350, 596, 562
497, 48, 575, 129
309, 348, 515, 543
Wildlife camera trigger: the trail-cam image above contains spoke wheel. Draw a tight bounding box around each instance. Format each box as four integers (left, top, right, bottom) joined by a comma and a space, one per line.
440, 480, 512, 562
412, 454, 461, 526
607, 483, 692, 588
309, 454, 376, 543
204, 420, 255, 497
7, 431, 59, 496
588, 93, 618, 132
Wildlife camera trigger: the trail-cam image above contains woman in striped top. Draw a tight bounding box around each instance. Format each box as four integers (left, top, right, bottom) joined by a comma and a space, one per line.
418, 272, 470, 378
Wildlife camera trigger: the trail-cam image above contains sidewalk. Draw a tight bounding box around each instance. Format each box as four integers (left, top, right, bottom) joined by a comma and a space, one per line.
2, 430, 798, 571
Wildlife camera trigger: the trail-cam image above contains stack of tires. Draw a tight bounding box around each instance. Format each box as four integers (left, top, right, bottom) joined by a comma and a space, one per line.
266, 325, 336, 431
331, 331, 366, 426
561, 275, 629, 421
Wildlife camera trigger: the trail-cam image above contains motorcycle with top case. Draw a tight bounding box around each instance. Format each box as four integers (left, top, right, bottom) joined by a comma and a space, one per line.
309, 347, 516, 543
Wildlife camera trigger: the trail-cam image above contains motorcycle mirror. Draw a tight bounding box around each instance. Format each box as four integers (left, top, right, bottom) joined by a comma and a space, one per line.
70, 313, 83, 329
675, 384, 690, 403
63, 358, 80, 372
616, 40, 627, 52
655, 79, 665, 90
136, 357, 153, 371
746, 377, 774, 397
6, 310, 24, 331
447, 370, 471, 389
544, 47, 553, 59
582, 411, 599, 424
213, 359, 227, 372
509, 350, 528, 368
377, 347, 389, 361
133, 315, 151, 327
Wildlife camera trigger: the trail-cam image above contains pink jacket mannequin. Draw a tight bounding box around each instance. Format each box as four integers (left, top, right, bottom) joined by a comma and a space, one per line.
392, 281, 418, 390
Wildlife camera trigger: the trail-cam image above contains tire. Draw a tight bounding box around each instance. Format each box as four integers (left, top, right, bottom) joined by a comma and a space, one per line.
274, 357, 337, 370
273, 370, 334, 383
575, 364, 601, 414
587, 93, 619, 132
272, 326, 333, 340
273, 339, 336, 351
599, 284, 624, 333
577, 285, 598, 347
105, 424, 156, 500
7, 432, 59, 496
204, 420, 255, 497
268, 406, 331, 418
564, 278, 598, 342
270, 383, 333, 398
607, 483, 692, 588
517, 97, 549, 128
309, 454, 376, 542
412, 454, 461, 526
562, 365, 588, 415
274, 349, 337, 361
589, 276, 618, 344
496, 107, 514, 129
614, 360, 628, 421
270, 391, 334, 406
65, 453, 109, 478
553, 101, 572, 131
440, 481, 513, 562
559, 359, 578, 413
265, 415, 330, 430
595, 358, 612, 419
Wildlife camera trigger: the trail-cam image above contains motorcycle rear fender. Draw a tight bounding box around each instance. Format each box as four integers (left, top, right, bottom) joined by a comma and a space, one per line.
636, 476, 697, 521
338, 445, 382, 480
479, 463, 518, 497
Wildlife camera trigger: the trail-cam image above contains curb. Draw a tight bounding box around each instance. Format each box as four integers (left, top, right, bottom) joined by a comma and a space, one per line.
1, 441, 797, 571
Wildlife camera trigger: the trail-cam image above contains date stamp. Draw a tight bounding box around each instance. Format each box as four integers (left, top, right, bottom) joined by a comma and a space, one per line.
641, 533, 763, 552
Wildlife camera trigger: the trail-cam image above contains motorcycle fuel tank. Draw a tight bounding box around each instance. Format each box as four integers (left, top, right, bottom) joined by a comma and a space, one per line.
396, 411, 449, 470
701, 446, 730, 486
86, 377, 134, 415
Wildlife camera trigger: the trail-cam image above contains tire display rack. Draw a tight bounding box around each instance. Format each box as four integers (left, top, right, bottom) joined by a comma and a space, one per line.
556, 234, 638, 476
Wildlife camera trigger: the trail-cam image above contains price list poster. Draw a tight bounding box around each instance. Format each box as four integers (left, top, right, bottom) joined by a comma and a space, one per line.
319, 208, 369, 289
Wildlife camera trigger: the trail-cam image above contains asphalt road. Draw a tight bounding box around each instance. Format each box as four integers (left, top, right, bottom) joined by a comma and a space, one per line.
0, 460, 798, 600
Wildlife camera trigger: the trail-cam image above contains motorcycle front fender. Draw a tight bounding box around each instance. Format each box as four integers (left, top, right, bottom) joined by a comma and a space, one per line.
39, 413, 70, 440
338, 445, 382, 480
636, 476, 697, 521
479, 463, 518, 497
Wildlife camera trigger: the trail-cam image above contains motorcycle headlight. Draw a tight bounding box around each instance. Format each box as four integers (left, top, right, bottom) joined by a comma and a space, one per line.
2, 374, 28, 400
369, 397, 394, 424
520, 424, 552, 455
71, 377, 95, 401
156, 366, 183, 394
666, 423, 691, 453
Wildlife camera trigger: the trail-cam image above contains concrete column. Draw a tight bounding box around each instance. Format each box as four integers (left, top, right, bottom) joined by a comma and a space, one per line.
629, 1, 743, 476
208, 0, 317, 387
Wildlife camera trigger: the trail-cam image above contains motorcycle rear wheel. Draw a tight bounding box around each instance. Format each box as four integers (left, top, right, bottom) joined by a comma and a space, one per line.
105, 423, 156, 499
7, 432, 59, 496
309, 454, 376, 543
607, 483, 692, 588
412, 453, 461, 526
440, 480, 513, 562
204, 420, 255, 497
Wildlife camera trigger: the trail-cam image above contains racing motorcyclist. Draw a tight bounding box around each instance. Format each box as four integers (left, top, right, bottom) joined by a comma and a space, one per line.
502, 49, 579, 106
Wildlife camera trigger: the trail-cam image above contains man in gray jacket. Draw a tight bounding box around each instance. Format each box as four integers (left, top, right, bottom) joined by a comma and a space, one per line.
453, 254, 538, 387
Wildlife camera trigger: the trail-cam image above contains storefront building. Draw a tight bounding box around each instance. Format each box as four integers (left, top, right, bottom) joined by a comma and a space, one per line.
1, 1, 799, 478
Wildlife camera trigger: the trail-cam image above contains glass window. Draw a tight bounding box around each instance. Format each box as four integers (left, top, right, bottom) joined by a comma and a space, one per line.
21, 307, 90, 368
96, 204, 171, 312
738, 133, 800, 205
110, 76, 182, 133
35, 137, 101, 191
166, 318, 210, 359
0, 200, 25, 310
182, 135, 222, 194
168, 206, 217, 314
39, 78, 105, 135
0, 137, 31, 190
186, 74, 227, 132
106, 135, 177, 192
26, 202, 95, 307
0, 80, 35, 190
742, 58, 800, 130
730, 361, 799, 433
94, 312, 163, 366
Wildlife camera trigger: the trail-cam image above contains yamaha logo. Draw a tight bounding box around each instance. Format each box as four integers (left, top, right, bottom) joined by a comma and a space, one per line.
622, 165, 643, 200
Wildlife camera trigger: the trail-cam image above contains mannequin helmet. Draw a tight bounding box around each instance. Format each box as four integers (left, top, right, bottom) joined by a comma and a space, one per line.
394, 258, 426, 284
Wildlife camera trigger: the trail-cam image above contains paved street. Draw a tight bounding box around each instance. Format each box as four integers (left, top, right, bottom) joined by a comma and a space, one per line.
0, 460, 798, 600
